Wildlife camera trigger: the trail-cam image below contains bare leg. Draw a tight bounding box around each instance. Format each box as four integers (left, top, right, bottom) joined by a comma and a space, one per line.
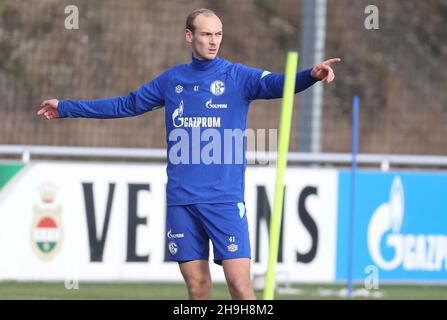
222, 258, 256, 300
178, 260, 212, 300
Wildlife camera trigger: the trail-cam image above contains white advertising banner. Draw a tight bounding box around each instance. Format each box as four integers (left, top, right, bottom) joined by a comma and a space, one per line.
0, 162, 338, 282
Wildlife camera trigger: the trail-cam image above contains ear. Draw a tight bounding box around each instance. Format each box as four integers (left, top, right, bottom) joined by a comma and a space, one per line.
185, 29, 193, 43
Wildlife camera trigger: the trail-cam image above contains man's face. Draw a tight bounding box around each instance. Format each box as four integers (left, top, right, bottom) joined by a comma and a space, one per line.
186, 14, 223, 60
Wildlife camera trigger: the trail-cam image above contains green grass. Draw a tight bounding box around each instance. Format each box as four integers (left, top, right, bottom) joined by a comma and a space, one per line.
1, 282, 446, 300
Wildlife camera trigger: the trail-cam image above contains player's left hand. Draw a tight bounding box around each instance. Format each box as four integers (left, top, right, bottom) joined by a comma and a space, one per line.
311, 58, 341, 84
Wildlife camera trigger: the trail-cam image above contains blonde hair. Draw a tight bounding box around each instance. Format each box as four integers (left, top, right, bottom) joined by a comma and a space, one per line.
186, 8, 218, 33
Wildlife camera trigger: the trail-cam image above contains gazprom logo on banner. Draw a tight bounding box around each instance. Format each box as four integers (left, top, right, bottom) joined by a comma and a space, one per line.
367, 176, 447, 271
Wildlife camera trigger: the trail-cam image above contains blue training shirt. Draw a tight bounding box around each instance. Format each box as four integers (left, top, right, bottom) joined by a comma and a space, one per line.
58, 56, 319, 205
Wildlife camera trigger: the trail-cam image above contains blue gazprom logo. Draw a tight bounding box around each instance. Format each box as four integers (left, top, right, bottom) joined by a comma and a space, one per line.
368, 176, 447, 271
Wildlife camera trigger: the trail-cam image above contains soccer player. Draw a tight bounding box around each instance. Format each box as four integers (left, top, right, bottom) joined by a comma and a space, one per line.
37, 8, 340, 300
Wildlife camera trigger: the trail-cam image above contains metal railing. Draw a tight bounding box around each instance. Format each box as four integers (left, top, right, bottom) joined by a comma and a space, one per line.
1, 145, 447, 171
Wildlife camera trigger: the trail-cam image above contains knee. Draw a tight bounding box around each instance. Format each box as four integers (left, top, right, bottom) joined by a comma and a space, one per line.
227, 279, 255, 300
186, 277, 212, 300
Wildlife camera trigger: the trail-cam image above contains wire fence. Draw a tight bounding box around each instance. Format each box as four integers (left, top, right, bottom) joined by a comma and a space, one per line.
1, 0, 446, 154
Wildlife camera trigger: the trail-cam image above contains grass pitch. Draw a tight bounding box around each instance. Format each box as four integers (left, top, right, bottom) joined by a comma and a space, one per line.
1, 282, 446, 300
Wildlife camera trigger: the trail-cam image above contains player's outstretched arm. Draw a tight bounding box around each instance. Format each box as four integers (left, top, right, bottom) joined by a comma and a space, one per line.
241, 57, 342, 100
37, 99, 60, 120
36, 72, 169, 120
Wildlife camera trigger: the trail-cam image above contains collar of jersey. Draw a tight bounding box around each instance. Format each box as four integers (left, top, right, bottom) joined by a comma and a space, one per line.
190, 54, 222, 71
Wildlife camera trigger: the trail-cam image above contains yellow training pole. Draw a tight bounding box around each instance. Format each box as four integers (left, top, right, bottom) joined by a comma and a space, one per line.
263, 51, 299, 300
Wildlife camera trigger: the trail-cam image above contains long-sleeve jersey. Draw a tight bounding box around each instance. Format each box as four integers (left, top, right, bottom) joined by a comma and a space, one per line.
59, 56, 319, 205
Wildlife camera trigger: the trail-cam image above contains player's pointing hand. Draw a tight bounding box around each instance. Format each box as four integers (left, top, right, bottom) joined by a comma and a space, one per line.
311, 58, 342, 84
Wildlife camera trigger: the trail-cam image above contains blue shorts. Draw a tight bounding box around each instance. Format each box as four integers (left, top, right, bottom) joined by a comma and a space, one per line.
166, 202, 251, 265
